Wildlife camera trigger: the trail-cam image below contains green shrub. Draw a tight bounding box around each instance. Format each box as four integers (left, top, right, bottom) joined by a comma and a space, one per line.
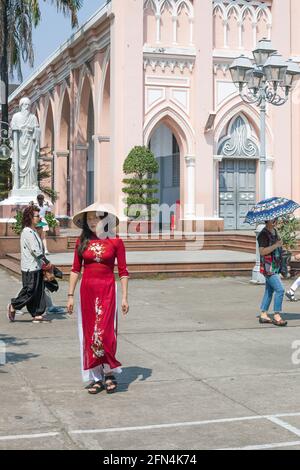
45, 212, 58, 229
122, 146, 159, 220
277, 215, 299, 251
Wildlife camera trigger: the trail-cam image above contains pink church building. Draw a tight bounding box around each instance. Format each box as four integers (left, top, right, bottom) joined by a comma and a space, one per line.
8, 0, 300, 231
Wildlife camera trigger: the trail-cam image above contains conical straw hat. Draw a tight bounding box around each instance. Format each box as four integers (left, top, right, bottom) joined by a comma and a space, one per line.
72, 202, 119, 229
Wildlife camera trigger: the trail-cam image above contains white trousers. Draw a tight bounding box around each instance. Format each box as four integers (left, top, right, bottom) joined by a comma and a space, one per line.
290, 276, 300, 293
76, 283, 122, 383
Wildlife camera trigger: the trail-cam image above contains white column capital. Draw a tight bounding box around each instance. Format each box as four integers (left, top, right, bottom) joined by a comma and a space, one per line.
266, 157, 275, 169
185, 155, 196, 167
56, 151, 69, 158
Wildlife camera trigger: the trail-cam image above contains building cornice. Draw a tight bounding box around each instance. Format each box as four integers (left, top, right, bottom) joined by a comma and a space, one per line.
144, 47, 196, 73
9, 3, 110, 104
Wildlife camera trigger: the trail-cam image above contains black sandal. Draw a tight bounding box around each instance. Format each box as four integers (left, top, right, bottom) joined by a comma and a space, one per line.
105, 375, 117, 394
259, 316, 272, 324
272, 318, 288, 327
87, 380, 104, 394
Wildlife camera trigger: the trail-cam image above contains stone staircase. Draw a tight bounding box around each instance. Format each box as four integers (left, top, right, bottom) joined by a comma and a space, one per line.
0, 231, 263, 279
66, 233, 257, 253
0, 250, 255, 279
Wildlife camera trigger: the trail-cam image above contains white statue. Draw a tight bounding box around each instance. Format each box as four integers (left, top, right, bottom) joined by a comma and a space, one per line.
11, 97, 40, 191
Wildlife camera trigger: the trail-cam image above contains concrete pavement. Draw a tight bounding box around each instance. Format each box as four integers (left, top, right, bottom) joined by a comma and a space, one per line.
1, 269, 300, 450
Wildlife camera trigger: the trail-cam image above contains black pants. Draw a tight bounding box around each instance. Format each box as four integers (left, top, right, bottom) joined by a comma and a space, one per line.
11, 270, 46, 318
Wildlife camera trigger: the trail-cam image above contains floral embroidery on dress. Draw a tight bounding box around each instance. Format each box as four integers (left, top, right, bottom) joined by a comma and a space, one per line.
91, 297, 105, 358
89, 242, 105, 263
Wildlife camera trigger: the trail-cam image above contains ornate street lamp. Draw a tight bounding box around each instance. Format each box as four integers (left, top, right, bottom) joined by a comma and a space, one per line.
0, 120, 11, 161
229, 39, 300, 283
252, 38, 277, 67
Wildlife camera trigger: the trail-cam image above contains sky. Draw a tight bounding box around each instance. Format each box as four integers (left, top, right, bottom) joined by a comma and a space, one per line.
14, 0, 107, 84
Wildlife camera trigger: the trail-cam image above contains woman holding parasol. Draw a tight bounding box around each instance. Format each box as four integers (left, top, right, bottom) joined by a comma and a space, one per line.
245, 197, 300, 327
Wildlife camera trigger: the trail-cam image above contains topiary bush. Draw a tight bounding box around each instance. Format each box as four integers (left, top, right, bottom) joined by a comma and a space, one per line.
122, 146, 159, 220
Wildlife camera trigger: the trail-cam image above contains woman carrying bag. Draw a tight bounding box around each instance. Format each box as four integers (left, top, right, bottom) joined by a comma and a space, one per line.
7, 205, 52, 323
258, 218, 287, 327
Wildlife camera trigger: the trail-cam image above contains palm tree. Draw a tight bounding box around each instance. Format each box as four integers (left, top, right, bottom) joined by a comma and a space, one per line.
0, 0, 82, 128
0, 0, 82, 198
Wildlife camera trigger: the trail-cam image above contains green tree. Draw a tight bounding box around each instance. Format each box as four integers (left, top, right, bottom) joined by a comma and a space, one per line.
122, 146, 159, 220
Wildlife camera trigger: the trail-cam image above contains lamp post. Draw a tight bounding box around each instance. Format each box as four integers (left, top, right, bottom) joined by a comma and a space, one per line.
229, 38, 300, 283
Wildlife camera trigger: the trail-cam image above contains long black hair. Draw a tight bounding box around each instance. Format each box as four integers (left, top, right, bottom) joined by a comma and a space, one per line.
77, 212, 110, 256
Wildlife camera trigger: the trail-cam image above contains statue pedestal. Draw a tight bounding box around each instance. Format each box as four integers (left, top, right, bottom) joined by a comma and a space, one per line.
0, 188, 40, 235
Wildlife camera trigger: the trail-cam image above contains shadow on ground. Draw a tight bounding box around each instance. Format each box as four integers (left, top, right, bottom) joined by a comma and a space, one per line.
117, 366, 152, 393
0, 333, 39, 366
283, 313, 300, 320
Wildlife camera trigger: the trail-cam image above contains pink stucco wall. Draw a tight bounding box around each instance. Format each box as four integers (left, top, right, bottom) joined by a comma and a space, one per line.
7, 0, 300, 230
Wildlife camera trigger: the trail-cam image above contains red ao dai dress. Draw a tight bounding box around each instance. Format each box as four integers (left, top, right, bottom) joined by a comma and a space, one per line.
71, 235, 129, 382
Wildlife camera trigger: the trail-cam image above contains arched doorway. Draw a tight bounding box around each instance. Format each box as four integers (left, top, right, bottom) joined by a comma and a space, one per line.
59, 90, 71, 216
87, 94, 95, 206
76, 74, 95, 208
217, 114, 259, 230
149, 123, 180, 229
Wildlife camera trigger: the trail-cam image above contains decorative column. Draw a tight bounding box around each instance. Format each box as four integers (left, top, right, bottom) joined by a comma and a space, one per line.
213, 155, 223, 218
73, 143, 88, 214
189, 16, 194, 46
265, 157, 274, 199
223, 19, 228, 48
155, 13, 161, 43
184, 155, 196, 218
238, 20, 243, 49
252, 22, 257, 49
55, 150, 69, 217
172, 15, 178, 45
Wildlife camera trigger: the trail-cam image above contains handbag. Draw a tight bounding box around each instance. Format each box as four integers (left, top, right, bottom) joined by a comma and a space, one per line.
44, 279, 59, 292
260, 254, 280, 276
260, 231, 282, 277
53, 266, 63, 279
42, 262, 63, 281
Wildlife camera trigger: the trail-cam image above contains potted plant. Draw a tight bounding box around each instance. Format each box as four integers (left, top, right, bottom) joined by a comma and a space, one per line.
277, 215, 300, 278
122, 146, 159, 234
44, 212, 59, 236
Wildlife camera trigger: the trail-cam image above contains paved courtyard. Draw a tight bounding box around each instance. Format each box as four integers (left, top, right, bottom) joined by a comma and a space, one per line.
1, 268, 300, 450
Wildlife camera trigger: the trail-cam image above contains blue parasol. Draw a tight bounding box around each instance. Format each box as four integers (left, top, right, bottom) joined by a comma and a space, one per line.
245, 197, 300, 225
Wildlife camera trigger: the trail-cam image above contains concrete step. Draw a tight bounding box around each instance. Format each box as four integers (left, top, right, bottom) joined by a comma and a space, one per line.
66, 234, 257, 253
0, 252, 254, 279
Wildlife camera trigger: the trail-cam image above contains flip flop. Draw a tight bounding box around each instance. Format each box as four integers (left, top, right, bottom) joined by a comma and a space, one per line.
7, 304, 16, 323
32, 316, 52, 323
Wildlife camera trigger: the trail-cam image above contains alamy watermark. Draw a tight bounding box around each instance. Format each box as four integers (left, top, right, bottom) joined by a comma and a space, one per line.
291, 340, 300, 365
0, 340, 6, 366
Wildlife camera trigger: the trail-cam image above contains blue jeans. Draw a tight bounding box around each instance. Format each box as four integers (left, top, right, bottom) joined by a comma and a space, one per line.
260, 274, 284, 313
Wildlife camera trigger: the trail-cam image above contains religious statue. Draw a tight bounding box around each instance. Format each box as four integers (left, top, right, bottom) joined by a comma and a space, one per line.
10, 97, 40, 191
